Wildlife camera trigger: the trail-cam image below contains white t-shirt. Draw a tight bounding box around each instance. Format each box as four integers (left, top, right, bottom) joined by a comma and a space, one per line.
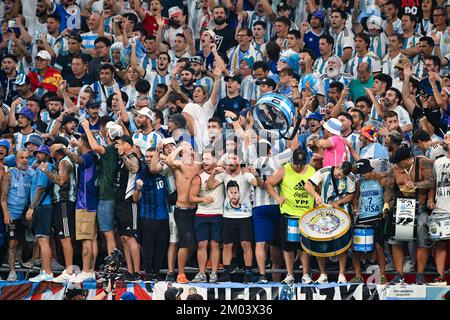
196, 171, 224, 216
433, 156, 450, 214
214, 171, 256, 219
182, 102, 209, 153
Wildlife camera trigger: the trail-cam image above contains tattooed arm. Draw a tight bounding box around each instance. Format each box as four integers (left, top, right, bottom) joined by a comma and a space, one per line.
121, 154, 139, 174
416, 160, 435, 190
41, 161, 72, 186
384, 169, 396, 210
62, 148, 84, 166
1, 172, 12, 225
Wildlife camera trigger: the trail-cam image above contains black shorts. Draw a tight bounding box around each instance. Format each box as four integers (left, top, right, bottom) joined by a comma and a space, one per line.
222, 217, 253, 244
278, 214, 302, 253
174, 207, 196, 248
5, 219, 25, 241
115, 201, 139, 238
53, 202, 76, 239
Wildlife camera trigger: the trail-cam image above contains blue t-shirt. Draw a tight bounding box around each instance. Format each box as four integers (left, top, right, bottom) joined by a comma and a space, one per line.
30, 163, 54, 206
137, 169, 168, 220
76, 151, 98, 211
304, 31, 324, 59
78, 120, 100, 134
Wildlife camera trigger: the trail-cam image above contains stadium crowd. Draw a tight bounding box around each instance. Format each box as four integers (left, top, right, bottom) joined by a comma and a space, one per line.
0, 0, 449, 288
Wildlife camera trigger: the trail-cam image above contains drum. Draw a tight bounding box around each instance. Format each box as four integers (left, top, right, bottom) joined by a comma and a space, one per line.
393, 198, 417, 241
428, 214, 450, 241
353, 226, 374, 252
286, 216, 301, 242
299, 205, 352, 257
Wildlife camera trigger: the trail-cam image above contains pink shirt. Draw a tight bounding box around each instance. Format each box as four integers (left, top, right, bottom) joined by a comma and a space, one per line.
322, 135, 347, 167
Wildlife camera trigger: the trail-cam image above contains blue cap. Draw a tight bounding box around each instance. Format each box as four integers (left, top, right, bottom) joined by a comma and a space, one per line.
120, 292, 137, 300
306, 112, 323, 121
279, 52, 300, 75
25, 134, 43, 147
19, 107, 35, 122
33, 145, 51, 157
14, 73, 29, 86
0, 139, 10, 152
312, 10, 326, 21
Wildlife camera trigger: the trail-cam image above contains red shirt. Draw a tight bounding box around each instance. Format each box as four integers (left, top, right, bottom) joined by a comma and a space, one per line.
142, 14, 168, 36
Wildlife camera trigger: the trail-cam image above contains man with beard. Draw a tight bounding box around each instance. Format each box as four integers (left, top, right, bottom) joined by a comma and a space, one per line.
329, 9, 353, 65
382, 34, 407, 80
158, 6, 186, 49
90, 64, 121, 116
50, 111, 80, 144
43, 14, 68, 58
78, 101, 100, 135
132, 0, 168, 36
228, 27, 262, 73
313, 34, 342, 76
190, 56, 213, 96
27, 145, 54, 282
33, 0, 50, 39
384, 146, 435, 285
317, 56, 352, 104
41, 96, 63, 138
12, 74, 35, 109
366, 87, 413, 135
166, 141, 202, 283
179, 68, 196, 100
11, 107, 37, 152
132, 107, 163, 156
143, 52, 172, 98
0, 54, 18, 106
213, 5, 238, 57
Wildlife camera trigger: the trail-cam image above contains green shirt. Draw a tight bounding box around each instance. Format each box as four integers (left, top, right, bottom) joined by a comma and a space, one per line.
349, 76, 374, 101
98, 144, 119, 200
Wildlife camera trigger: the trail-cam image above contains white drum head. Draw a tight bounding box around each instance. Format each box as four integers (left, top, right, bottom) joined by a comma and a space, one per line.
299, 206, 351, 241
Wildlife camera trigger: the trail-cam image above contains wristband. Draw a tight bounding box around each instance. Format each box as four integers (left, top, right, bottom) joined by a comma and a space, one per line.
103, 289, 110, 295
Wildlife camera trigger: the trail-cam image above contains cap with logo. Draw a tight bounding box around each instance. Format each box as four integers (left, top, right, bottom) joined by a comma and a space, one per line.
292, 148, 307, 166
162, 137, 176, 146
277, 2, 291, 11
355, 158, 374, 175
106, 121, 124, 140
14, 73, 29, 86
136, 107, 155, 122
224, 74, 242, 83
367, 16, 383, 30
306, 112, 323, 121
256, 77, 276, 89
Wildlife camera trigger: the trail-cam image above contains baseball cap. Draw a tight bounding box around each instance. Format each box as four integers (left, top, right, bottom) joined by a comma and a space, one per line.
19, 107, 35, 122
323, 118, 342, 136
241, 56, 255, 69
360, 125, 378, 142
256, 77, 276, 89
367, 16, 383, 30
0, 139, 10, 153
306, 112, 323, 121
61, 115, 80, 127
136, 107, 155, 121
13, 73, 29, 86
203, 30, 216, 41
162, 137, 176, 146
164, 287, 184, 300
277, 2, 291, 11
168, 6, 183, 19
390, 145, 412, 164
118, 135, 134, 146
224, 74, 242, 83
190, 56, 204, 65
48, 136, 69, 148
169, 113, 187, 129
36, 50, 52, 61
68, 33, 83, 43
292, 148, 307, 166
107, 122, 124, 140
33, 145, 51, 157
355, 158, 374, 175
312, 10, 326, 21
25, 134, 43, 147
240, 107, 251, 118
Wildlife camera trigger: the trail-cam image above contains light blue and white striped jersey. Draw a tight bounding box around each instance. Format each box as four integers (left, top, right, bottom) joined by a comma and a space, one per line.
90, 81, 121, 116
402, 34, 421, 65
195, 76, 214, 96
227, 44, 262, 72
331, 27, 354, 59
13, 131, 35, 152
250, 148, 293, 207
346, 54, 382, 78
241, 75, 255, 101
187, 0, 204, 41
168, 50, 191, 72
81, 31, 112, 50
420, 20, 434, 35
369, 105, 412, 131
318, 73, 353, 98
245, 11, 271, 42
344, 131, 362, 165
313, 54, 343, 75
143, 55, 157, 72
132, 130, 164, 156
382, 19, 402, 35
144, 69, 172, 97
47, 34, 68, 58
121, 85, 138, 110
382, 52, 406, 79
369, 32, 389, 60
251, 40, 267, 58
109, 111, 138, 133
17, 57, 33, 76
360, 142, 389, 160
414, 59, 426, 80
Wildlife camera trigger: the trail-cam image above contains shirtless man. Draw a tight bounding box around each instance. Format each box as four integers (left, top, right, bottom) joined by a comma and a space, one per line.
384, 146, 435, 285
166, 141, 202, 283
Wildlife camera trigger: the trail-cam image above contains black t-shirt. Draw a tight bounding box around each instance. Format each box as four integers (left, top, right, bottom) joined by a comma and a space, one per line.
114, 153, 139, 201
55, 51, 92, 78
214, 25, 238, 57
215, 95, 251, 123
180, 86, 194, 101
66, 73, 95, 88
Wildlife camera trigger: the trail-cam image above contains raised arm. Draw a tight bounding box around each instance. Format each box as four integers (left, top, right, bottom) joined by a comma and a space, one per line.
165, 145, 184, 170
132, 0, 146, 21
206, 166, 225, 190
149, 142, 164, 173
401, 66, 417, 115
132, 179, 143, 203
62, 146, 84, 166
260, 0, 276, 21
80, 120, 105, 155
40, 158, 72, 186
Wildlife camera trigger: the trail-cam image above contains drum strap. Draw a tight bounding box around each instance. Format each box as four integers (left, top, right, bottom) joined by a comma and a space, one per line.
414, 157, 420, 199
330, 167, 343, 200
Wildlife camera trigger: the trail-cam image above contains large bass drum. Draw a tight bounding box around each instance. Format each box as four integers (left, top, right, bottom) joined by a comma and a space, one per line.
299, 205, 352, 257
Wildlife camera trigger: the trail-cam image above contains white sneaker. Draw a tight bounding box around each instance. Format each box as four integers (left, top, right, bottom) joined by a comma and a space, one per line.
315, 274, 328, 284
403, 260, 415, 273
301, 274, 313, 284
52, 270, 76, 283
71, 271, 96, 283
337, 274, 347, 284
6, 271, 17, 282
385, 261, 396, 271
29, 272, 54, 283
281, 274, 295, 284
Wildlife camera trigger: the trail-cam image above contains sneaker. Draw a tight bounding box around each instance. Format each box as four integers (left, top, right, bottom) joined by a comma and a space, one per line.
34, 259, 41, 267
349, 276, 363, 284
218, 270, 231, 283
338, 274, 347, 284
51, 260, 65, 272
243, 271, 253, 284
301, 274, 313, 284
133, 272, 142, 282
380, 275, 388, 285
385, 261, 396, 272
22, 259, 35, 269
315, 274, 328, 284
390, 272, 405, 285
165, 272, 176, 282
52, 270, 76, 283
71, 271, 96, 283
257, 274, 268, 284
176, 273, 189, 284
209, 272, 218, 283
403, 260, 415, 273
6, 271, 17, 282
428, 275, 447, 286
29, 272, 54, 283
191, 272, 207, 283
15, 260, 22, 269
281, 274, 295, 284
415, 273, 425, 285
